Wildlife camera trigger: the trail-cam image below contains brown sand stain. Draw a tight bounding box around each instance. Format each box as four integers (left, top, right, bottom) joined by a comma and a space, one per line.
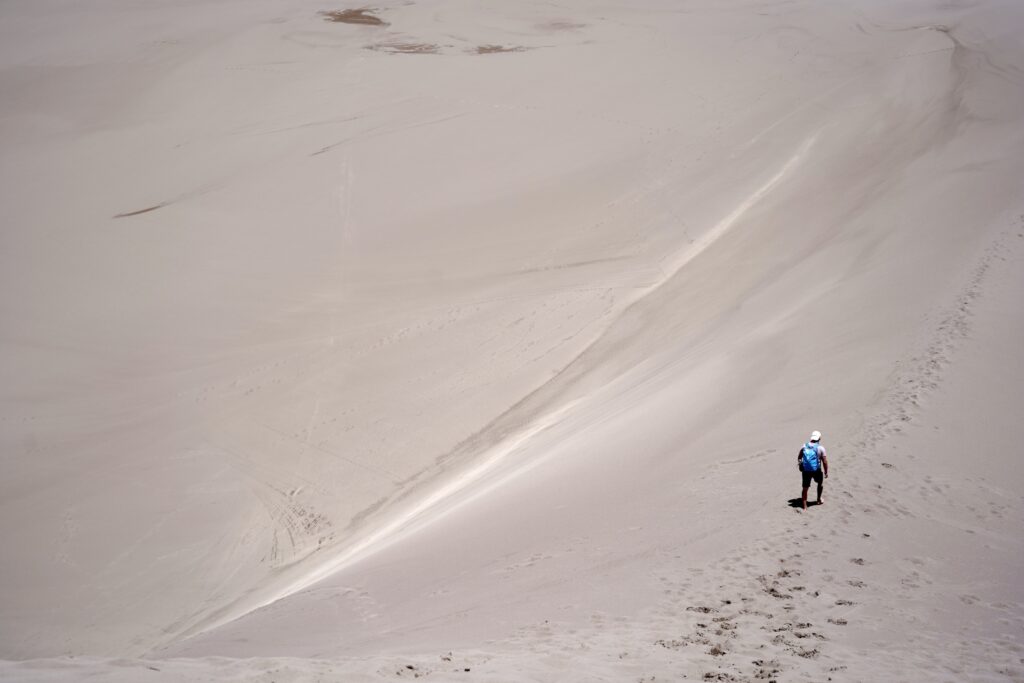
113, 203, 167, 219
367, 42, 440, 55
320, 9, 388, 26
539, 20, 586, 31
472, 44, 527, 55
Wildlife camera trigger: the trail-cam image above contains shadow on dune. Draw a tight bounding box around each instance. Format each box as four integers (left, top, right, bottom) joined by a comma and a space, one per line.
788, 498, 822, 509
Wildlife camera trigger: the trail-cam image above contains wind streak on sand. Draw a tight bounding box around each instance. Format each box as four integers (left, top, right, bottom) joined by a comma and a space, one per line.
654, 134, 818, 291
181, 133, 818, 642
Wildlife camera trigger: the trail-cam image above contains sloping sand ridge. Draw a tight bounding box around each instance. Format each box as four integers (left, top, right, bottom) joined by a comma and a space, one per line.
1, 0, 1023, 680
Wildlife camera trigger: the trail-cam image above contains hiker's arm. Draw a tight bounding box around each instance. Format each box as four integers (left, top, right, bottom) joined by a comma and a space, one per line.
821, 452, 829, 477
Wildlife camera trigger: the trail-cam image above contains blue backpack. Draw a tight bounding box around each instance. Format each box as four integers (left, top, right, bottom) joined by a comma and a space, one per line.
801, 442, 821, 472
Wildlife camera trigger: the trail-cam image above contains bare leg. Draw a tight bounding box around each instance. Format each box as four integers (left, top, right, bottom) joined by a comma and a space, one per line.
816, 483, 824, 505
801, 486, 809, 510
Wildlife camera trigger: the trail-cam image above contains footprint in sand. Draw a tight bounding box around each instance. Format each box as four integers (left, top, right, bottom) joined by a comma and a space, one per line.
686, 605, 719, 614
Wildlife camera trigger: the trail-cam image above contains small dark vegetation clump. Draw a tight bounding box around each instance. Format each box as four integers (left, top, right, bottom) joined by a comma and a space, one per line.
320, 9, 388, 26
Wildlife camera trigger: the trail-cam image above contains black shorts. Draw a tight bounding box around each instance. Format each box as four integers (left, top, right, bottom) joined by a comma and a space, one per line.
802, 469, 823, 488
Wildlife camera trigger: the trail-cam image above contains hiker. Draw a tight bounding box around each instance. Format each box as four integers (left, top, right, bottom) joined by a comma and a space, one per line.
797, 430, 828, 510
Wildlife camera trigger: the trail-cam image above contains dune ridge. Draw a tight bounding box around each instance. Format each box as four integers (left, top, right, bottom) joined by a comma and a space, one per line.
178, 131, 821, 645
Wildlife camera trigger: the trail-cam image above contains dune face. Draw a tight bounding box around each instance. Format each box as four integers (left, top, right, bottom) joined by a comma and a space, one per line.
2, 0, 1023, 680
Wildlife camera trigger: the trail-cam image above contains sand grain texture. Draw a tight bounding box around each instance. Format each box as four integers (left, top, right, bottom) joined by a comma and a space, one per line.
1, 0, 1023, 681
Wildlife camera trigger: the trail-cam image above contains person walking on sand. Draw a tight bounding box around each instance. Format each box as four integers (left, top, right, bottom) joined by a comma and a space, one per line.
798, 430, 828, 510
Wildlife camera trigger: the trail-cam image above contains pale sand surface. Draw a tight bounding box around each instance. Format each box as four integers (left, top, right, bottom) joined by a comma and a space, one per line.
2, 0, 1023, 680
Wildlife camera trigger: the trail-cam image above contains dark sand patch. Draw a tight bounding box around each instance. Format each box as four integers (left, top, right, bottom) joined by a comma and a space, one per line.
367, 42, 440, 54
320, 9, 388, 26
113, 203, 167, 219
472, 44, 527, 55
539, 20, 586, 31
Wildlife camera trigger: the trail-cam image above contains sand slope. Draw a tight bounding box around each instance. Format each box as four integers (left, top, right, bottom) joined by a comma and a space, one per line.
2, 0, 1023, 680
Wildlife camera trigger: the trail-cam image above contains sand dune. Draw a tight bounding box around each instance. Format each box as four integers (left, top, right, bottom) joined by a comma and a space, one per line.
2, 0, 1023, 680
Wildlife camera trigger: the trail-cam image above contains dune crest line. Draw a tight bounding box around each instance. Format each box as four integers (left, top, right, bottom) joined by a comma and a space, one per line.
655, 134, 817, 290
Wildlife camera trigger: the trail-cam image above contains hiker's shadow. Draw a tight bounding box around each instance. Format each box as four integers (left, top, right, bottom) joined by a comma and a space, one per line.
788, 498, 821, 509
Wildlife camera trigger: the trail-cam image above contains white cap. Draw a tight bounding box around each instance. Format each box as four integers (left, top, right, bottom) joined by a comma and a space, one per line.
810, 430, 822, 442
